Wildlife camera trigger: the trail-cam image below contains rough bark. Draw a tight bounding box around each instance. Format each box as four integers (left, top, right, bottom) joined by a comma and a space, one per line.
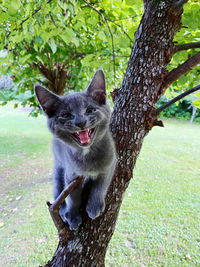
44, 1, 191, 266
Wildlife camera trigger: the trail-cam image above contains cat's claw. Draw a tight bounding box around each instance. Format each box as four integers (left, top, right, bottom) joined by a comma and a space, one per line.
65, 211, 82, 230
59, 208, 82, 230
59, 209, 68, 223
86, 200, 105, 219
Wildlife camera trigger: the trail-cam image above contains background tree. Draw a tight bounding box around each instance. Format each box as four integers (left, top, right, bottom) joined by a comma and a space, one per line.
0, 0, 143, 115
0, 0, 200, 266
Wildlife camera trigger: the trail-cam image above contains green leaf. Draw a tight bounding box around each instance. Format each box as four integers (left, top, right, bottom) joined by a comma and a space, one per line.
193, 99, 200, 108
6, 0, 21, 15
11, 0, 21, 10
14, 103, 18, 109
81, 54, 94, 66
60, 28, 79, 46
98, 31, 107, 42
36, 56, 44, 64
0, 92, 7, 101
194, 92, 200, 97
125, 0, 135, 5
19, 54, 31, 64
49, 39, 57, 53
87, 16, 98, 26
0, 11, 8, 22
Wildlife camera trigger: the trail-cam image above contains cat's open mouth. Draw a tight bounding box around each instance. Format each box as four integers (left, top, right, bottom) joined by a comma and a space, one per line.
71, 128, 95, 146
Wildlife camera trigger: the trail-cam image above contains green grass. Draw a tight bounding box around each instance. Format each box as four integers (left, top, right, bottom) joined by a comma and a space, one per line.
106, 120, 200, 267
0, 105, 57, 267
0, 105, 200, 266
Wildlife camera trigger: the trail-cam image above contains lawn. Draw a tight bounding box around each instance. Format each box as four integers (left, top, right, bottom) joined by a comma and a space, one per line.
0, 104, 200, 267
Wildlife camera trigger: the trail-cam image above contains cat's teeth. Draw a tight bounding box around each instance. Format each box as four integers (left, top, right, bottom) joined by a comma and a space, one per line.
74, 129, 93, 137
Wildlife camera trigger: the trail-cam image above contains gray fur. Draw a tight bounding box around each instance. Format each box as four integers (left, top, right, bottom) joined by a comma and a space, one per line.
35, 69, 117, 230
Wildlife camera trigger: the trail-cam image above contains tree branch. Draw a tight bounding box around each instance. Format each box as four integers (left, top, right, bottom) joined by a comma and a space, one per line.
49, 12, 57, 27
173, 42, 200, 54
156, 84, 200, 115
47, 177, 84, 232
162, 51, 200, 91
105, 19, 116, 87
173, 0, 189, 12
81, 0, 132, 42
5, 0, 52, 41
112, 14, 140, 22
20, 0, 52, 28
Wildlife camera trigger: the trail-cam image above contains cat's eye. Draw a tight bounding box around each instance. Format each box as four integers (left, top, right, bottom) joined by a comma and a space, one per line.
86, 106, 96, 114
62, 112, 72, 118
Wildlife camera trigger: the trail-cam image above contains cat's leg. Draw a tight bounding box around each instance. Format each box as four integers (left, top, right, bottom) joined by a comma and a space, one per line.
53, 166, 67, 222
65, 182, 83, 230
86, 172, 112, 219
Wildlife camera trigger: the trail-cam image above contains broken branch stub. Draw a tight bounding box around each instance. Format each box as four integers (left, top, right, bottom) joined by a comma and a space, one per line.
47, 177, 84, 232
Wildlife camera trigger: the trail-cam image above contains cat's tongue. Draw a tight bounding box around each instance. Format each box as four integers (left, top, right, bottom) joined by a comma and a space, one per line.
78, 130, 90, 145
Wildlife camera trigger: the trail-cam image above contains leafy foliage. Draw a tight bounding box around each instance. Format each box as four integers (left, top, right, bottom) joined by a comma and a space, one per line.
0, 0, 200, 115
168, 0, 200, 107
0, 0, 143, 115
156, 95, 200, 122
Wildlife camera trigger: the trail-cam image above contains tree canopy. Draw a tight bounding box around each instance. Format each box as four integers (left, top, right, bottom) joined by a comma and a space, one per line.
0, 0, 199, 115
0, 0, 142, 114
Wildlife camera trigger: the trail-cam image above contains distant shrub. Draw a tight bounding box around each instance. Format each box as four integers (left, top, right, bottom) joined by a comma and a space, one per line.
156, 96, 200, 122
0, 74, 14, 91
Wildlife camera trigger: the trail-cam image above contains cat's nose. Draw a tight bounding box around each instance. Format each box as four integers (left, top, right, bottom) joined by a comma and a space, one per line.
75, 119, 87, 129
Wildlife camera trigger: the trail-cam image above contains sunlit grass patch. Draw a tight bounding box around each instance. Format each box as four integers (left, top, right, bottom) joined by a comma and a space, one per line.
0, 106, 199, 266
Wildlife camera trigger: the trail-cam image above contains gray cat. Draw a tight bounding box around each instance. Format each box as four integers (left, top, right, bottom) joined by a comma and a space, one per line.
35, 69, 117, 230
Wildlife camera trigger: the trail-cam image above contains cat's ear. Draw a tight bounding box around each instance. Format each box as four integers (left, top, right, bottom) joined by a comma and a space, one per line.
35, 85, 61, 117
87, 68, 106, 104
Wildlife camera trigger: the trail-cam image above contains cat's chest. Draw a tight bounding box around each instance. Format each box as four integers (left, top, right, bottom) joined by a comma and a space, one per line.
65, 146, 109, 175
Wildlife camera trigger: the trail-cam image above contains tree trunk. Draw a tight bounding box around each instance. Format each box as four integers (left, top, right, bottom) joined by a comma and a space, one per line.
32, 62, 69, 95
190, 105, 197, 124
44, 1, 186, 266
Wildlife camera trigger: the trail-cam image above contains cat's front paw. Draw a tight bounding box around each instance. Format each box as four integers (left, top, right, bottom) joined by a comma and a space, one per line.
65, 211, 82, 230
59, 207, 68, 223
86, 199, 105, 219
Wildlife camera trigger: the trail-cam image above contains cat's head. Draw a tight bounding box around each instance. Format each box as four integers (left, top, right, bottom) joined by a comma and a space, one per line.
35, 69, 111, 149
